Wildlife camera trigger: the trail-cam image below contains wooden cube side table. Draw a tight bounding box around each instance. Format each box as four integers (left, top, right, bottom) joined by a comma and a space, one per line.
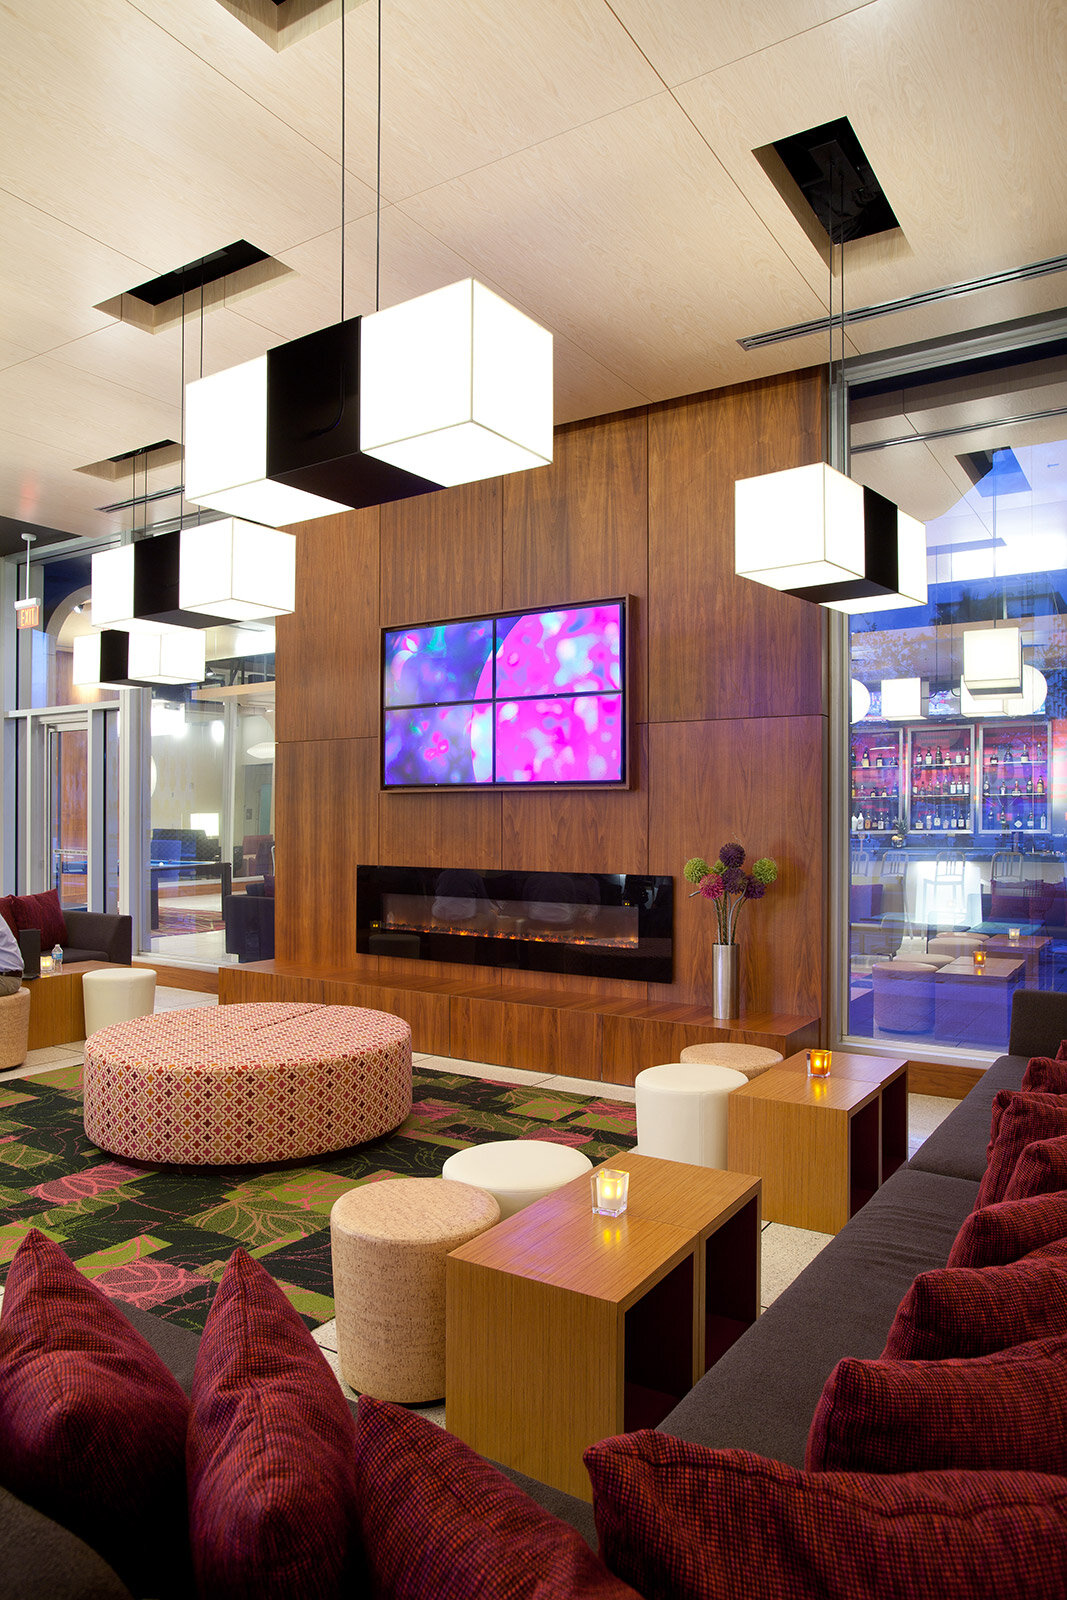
727, 1056, 907, 1235
445, 1153, 761, 1501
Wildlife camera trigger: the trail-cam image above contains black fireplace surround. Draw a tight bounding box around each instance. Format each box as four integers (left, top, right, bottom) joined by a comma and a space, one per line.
356, 866, 673, 982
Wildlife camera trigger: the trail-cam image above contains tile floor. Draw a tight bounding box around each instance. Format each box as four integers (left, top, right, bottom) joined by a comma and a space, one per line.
1, 991, 957, 1431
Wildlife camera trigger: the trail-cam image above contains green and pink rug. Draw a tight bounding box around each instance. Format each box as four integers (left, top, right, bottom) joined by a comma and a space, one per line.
0, 1063, 636, 1331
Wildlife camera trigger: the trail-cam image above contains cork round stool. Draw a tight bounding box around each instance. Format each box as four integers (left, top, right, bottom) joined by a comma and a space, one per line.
679, 1042, 783, 1081
329, 1178, 500, 1404
0, 988, 31, 1070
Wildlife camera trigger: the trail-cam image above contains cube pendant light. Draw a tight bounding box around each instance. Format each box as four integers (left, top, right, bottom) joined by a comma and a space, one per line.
359, 279, 554, 487
962, 627, 1023, 697
179, 519, 295, 621
735, 463, 866, 593
73, 627, 205, 688
185, 355, 353, 525
822, 507, 928, 613
185, 320, 441, 520
91, 533, 213, 632
880, 677, 926, 720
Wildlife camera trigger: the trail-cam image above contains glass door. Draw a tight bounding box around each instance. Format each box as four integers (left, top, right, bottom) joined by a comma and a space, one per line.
47, 719, 88, 909
16, 706, 120, 915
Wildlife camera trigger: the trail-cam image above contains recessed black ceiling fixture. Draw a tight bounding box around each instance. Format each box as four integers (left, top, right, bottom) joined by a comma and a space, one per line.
769, 116, 898, 243
127, 242, 270, 307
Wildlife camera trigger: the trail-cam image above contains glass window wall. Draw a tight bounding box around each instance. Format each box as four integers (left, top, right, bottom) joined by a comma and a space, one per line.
845, 343, 1067, 1057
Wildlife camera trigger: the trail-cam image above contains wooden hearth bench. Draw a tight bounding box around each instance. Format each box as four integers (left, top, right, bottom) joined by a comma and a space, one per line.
219, 961, 818, 1085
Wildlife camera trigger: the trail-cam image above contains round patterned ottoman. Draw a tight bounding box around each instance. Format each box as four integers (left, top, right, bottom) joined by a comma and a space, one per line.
83, 1002, 411, 1165
678, 1042, 783, 1080
441, 1138, 594, 1218
330, 1177, 500, 1403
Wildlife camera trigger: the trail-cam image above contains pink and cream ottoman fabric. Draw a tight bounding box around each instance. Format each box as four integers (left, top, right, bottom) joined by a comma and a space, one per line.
83, 1002, 412, 1165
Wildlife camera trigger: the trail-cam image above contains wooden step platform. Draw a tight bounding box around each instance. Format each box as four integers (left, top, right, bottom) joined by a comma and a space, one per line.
219, 961, 819, 1086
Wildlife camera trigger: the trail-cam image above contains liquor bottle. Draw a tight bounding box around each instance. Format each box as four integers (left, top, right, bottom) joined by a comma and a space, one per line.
1038, 776, 1046, 796
861, 750, 870, 768
876, 754, 883, 768
935, 746, 942, 765
983, 775, 989, 796
933, 810, 942, 829
1022, 744, 1030, 763
925, 748, 933, 767
914, 814, 923, 831
1012, 779, 1020, 796
990, 750, 998, 769
927, 810, 934, 830
1027, 776, 1033, 794
1040, 813, 1047, 830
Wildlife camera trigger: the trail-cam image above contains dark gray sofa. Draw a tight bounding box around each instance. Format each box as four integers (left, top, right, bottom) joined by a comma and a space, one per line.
5, 988, 1065, 1589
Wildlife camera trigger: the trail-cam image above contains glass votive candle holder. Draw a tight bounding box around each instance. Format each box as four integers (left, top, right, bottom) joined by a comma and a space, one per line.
592, 1168, 629, 1217
1008, 927, 1021, 944
973, 948, 987, 971
807, 1049, 832, 1078
40, 954, 53, 973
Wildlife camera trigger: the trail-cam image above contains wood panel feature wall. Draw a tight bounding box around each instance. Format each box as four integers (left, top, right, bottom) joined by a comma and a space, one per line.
261, 367, 828, 1071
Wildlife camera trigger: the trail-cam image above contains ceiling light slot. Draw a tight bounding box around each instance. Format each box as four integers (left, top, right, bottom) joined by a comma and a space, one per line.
95, 241, 291, 333
77, 441, 181, 483
214, 0, 367, 51
756, 116, 899, 251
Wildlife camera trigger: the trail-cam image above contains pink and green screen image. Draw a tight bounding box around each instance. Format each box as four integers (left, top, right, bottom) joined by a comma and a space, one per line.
382, 601, 626, 787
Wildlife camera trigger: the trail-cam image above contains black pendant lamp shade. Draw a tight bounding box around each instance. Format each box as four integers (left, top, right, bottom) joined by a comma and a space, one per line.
266, 318, 441, 510
91, 530, 209, 631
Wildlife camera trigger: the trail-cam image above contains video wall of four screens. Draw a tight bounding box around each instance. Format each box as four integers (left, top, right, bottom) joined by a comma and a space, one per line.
382, 598, 627, 789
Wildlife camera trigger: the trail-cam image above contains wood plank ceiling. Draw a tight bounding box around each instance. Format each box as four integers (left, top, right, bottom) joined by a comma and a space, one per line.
1, 0, 1064, 540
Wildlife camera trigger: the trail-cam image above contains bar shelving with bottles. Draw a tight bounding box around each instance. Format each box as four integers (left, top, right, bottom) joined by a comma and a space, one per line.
908, 726, 973, 836
977, 720, 1050, 835
850, 729, 904, 836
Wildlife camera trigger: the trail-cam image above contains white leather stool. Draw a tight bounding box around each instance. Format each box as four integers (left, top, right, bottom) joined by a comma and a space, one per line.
679, 1042, 783, 1081
635, 1062, 747, 1168
441, 1138, 593, 1218
82, 967, 157, 1037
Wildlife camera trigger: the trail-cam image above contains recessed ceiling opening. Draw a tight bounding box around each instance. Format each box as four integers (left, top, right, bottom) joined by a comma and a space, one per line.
95, 241, 292, 333
754, 115, 900, 254
76, 441, 182, 483
214, 0, 368, 51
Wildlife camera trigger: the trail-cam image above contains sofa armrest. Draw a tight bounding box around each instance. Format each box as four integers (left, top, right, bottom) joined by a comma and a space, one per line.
62, 911, 132, 965
1008, 988, 1067, 1060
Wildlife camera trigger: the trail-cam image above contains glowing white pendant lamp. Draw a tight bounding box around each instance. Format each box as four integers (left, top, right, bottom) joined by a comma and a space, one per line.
359, 279, 554, 487
960, 664, 1047, 718
851, 680, 872, 722
179, 519, 295, 622
73, 627, 205, 687
735, 463, 866, 593
880, 677, 925, 720
185, 356, 351, 525
962, 627, 1023, 697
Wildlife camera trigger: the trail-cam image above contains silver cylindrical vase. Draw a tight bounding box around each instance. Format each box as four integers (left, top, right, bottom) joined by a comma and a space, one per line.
711, 942, 739, 1020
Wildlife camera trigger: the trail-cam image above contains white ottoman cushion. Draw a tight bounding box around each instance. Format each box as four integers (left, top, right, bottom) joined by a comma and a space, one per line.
82, 967, 157, 1036
635, 1061, 747, 1169
442, 1138, 593, 1218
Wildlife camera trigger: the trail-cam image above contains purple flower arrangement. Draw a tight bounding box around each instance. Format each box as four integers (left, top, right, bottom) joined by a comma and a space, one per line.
683, 843, 778, 945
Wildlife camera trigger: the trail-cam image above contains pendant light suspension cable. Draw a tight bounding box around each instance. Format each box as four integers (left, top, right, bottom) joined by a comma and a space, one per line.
375, 0, 382, 312
339, 0, 346, 321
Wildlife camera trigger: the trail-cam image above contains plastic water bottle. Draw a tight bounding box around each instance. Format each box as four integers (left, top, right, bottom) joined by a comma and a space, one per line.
51, 943, 63, 968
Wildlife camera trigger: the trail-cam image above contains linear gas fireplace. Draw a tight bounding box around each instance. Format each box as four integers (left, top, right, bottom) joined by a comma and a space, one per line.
357, 867, 673, 982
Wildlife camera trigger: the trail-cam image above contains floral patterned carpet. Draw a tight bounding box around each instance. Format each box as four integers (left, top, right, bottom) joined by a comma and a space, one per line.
0, 1063, 636, 1332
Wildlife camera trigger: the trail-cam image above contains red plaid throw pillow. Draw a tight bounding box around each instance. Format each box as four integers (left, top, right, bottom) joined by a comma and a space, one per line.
1003, 1133, 1067, 1201
1023, 1057, 1067, 1094
353, 1395, 639, 1599
585, 1431, 1067, 1600
187, 1249, 361, 1600
948, 1189, 1067, 1267
883, 1239, 1067, 1358
0, 1229, 190, 1598
976, 1090, 1067, 1208
807, 1334, 1067, 1474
